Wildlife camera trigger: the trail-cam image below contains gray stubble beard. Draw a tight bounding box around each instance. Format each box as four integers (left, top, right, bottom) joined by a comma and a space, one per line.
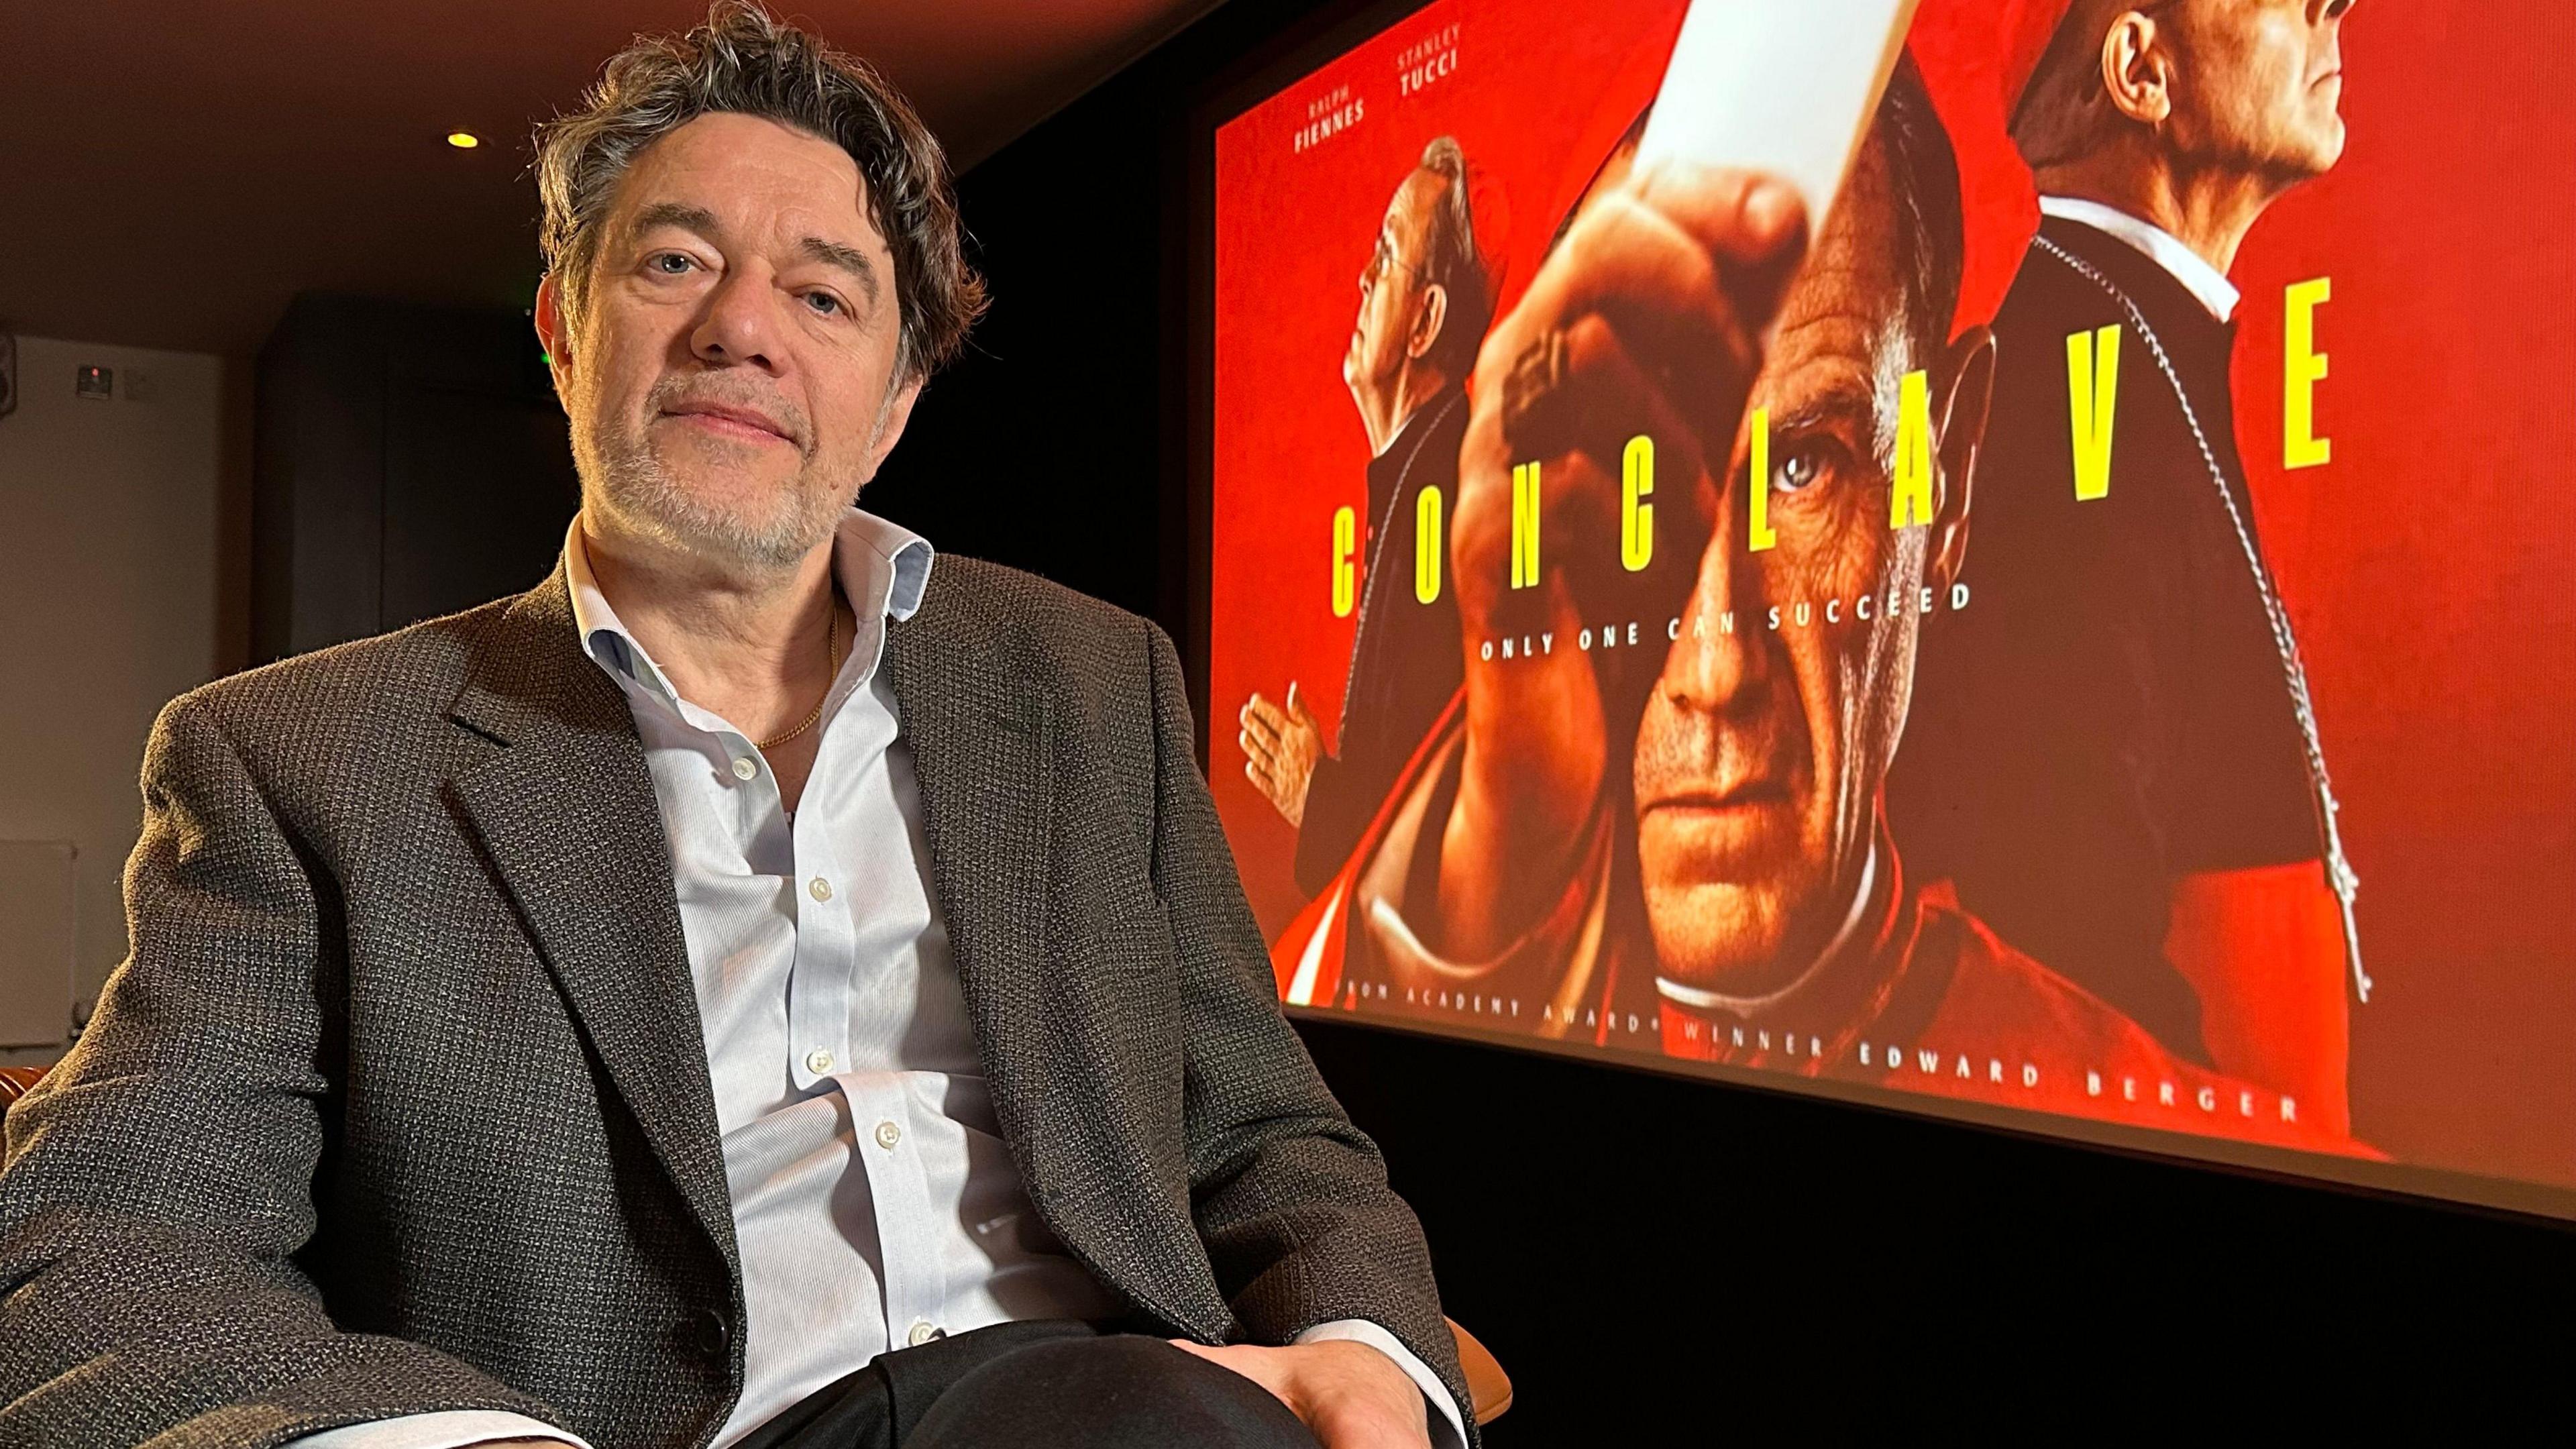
572, 386, 865, 574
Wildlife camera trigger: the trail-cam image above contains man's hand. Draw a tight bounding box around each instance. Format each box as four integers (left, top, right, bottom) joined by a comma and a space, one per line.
1436, 160, 1807, 955
1241, 684, 1327, 828
1450, 164, 1807, 638
1172, 1338, 1432, 1448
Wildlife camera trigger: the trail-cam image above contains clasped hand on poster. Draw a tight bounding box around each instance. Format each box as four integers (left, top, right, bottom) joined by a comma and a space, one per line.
1441, 160, 1808, 961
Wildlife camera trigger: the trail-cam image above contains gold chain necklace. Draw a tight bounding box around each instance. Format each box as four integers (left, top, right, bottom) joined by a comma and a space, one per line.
754, 593, 843, 752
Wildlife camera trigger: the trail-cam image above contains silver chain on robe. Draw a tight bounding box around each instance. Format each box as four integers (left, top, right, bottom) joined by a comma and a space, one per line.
2033, 233, 2369, 1004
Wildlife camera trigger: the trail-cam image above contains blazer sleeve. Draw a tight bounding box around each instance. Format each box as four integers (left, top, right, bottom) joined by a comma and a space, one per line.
1138, 621, 1477, 1441
0, 694, 563, 1449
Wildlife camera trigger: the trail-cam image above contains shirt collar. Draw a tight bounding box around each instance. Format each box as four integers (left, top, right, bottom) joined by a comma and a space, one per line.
564, 507, 936, 712
2037, 195, 2242, 323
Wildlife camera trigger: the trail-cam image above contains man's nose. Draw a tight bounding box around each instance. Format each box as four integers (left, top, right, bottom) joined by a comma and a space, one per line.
690, 266, 787, 371
1660, 530, 1766, 715
2314, 0, 2354, 23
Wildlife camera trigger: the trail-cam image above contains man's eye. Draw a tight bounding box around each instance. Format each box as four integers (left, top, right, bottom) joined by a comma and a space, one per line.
648, 253, 696, 275
1770, 444, 1827, 494
803, 291, 843, 317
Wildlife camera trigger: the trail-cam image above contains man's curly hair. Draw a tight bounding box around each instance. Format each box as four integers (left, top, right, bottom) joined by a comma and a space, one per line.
534, 1, 985, 383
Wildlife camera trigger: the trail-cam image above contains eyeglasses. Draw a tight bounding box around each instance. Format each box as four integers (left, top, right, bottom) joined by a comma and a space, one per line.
1361, 233, 1430, 291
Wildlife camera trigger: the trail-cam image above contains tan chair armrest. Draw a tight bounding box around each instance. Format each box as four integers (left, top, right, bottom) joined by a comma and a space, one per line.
1446, 1316, 1512, 1426
0, 1064, 46, 1110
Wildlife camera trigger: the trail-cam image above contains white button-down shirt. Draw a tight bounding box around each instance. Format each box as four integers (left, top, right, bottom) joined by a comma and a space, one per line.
293, 508, 1463, 1449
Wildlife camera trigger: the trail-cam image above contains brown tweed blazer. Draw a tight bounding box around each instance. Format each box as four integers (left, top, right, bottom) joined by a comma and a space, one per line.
0, 557, 1468, 1448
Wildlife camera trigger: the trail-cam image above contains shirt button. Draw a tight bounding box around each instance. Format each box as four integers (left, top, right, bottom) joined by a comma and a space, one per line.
808, 877, 834, 902
804, 1048, 835, 1074
875, 1119, 902, 1150
731, 757, 758, 782
907, 1320, 945, 1347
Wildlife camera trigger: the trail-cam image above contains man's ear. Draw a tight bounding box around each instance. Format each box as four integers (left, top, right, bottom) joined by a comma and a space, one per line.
535, 272, 576, 403
1407, 282, 1450, 364
863, 376, 925, 480
1929, 324, 1994, 594
2102, 11, 2176, 127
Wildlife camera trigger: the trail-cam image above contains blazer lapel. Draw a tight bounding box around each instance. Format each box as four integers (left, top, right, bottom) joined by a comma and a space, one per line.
884, 574, 1055, 1099
445, 571, 738, 1267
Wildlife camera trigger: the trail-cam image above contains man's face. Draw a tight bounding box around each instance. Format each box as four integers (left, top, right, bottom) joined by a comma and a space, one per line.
1630, 136, 1965, 992
2164, 0, 2353, 181
545, 111, 916, 570
1343, 168, 1447, 407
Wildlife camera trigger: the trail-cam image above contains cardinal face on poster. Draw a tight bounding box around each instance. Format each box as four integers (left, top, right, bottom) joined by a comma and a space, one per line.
2016, 0, 2354, 239
1629, 137, 1992, 998
1344, 165, 1455, 456
2178, 0, 2351, 178
1438, 80, 1993, 990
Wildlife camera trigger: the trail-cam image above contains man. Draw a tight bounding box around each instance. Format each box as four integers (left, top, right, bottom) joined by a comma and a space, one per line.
1275, 62, 2351, 1152
1240, 139, 1490, 899
1890, 0, 2361, 1130
0, 6, 1468, 1448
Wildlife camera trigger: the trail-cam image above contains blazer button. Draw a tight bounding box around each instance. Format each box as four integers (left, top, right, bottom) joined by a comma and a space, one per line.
692, 1307, 731, 1358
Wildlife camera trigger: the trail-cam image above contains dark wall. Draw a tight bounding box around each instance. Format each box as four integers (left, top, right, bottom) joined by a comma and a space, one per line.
254, 294, 575, 663
884, 0, 2575, 1434
869, 0, 1362, 647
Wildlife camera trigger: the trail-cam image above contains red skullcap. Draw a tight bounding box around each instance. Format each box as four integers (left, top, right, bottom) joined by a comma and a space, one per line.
1907, 0, 2082, 334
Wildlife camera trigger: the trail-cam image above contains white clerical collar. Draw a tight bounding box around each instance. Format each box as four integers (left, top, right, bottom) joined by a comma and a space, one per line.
2038, 195, 2241, 323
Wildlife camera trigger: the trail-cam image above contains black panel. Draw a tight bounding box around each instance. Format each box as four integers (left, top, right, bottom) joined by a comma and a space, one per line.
1299, 1016, 2576, 1436
380, 384, 572, 628
254, 295, 388, 660
252, 294, 572, 661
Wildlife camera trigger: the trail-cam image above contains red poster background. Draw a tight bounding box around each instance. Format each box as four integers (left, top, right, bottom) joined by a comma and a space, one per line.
2224, 9, 2576, 1191
1210, 1, 2576, 1195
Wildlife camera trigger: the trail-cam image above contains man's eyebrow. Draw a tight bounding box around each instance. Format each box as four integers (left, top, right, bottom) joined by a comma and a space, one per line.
1761, 350, 1884, 430
798, 237, 881, 308
630, 201, 722, 239
1766, 384, 1876, 438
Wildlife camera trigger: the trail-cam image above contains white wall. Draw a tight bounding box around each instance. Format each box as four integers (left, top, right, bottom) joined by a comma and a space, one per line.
0, 335, 232, 1060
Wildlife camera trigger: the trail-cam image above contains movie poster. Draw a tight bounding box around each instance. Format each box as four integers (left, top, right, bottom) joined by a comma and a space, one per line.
1209, 0, 2576, 1216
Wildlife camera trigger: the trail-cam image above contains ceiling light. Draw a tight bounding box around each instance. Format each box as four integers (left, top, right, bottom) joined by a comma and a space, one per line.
446, 131, 481, 150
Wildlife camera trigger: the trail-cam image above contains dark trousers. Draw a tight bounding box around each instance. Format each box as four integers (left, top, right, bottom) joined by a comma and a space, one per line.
731, 1320, 1321, 1449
